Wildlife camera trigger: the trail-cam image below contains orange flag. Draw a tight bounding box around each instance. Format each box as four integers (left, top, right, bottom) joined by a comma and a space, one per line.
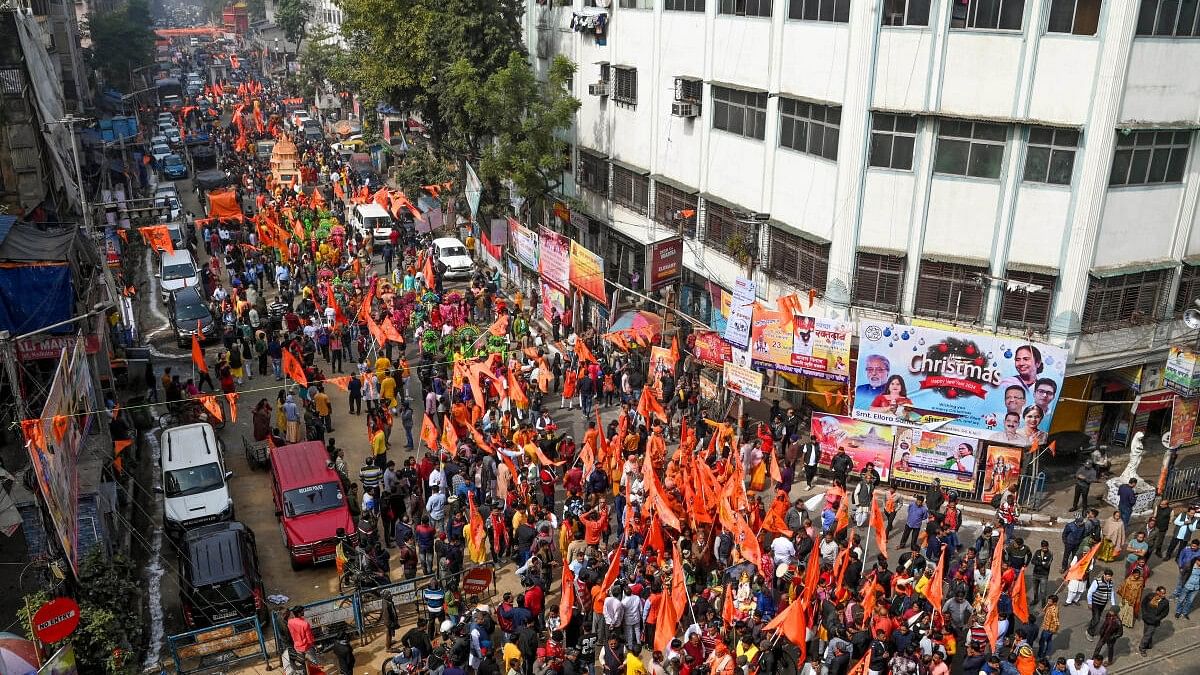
488, 313, 509, 337
592, 538, 625, 612
1011, 569, 1030, 623
654, 587, 679, 654
834, 497, 851, 534
636, 385, 667, 423
927, 547, 946, 612
22, 419, 45, 452
282, 350, 308, 387
113, 438, 132, 457
506, 370, 529, 408
560, 565, 576, 628
801, 537, 822, 607
868, 497, 888, 558
670, 540, 688, 614
768, 452, 782, 486
576, 339, 598, 364
984, 530, 1007, 649
442, 421, 461, 455
760, 499, 793, 537
191, 331, 208, 373
326, 375, 351, 391
421, 414, 440, 451
138, 225, 175, 254
721, 583, 735, 626
764, 597, 809, 655
1065, 541, 1101, 582
468, 492, 487, 552
326, 287, 347, 326
199, 395, 223, 422
225, 392, 239, 423
422, 254, 436, 289
847, 649, 872, 675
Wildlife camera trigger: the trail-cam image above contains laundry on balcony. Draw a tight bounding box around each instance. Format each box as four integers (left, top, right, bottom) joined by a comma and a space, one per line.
571, 8, 609, 41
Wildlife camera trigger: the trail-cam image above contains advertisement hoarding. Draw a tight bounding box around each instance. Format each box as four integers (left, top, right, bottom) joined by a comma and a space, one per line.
810, 414, 895, 481
851, 320, 1068, 443
891, 428, 980, 492
538, 227, 571, 290
749, 310, 852, 381
691, 331, 732, 366
507, 217, 539, 271
722, 277, 756, 350
980, 444, 1024, 504
722, 361, 763, 401
540, 280, 567, 324
569, 240, 607, 304
1170, 395, 1200, 447
645, 237, 684, 291
1165, 346, 1200, 398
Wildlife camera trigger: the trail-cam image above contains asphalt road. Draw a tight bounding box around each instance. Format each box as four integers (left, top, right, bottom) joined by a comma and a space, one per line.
128, 176, 1200, 674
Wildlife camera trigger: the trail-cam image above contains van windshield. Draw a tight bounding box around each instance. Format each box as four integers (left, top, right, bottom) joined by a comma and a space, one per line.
440, 245, 468, 258
363, 215, 390, 229
163, 262, 195, 281
283, 482, 343, 517
165, 462, 224, 497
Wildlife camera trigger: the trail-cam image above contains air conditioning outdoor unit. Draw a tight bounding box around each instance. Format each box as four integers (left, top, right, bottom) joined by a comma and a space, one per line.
588, 81, 610, 97
671, 101, 699, 118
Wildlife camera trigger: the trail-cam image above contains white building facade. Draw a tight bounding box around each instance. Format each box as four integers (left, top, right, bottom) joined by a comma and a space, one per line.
523, 0, 1200, 379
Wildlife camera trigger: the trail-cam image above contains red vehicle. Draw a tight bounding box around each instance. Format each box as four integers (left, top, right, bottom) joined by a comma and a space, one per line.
269, 441, 355, 570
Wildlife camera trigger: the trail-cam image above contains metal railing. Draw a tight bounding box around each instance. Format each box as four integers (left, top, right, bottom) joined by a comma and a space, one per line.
165, 616, 269, 674
1164, 465, 1200, 503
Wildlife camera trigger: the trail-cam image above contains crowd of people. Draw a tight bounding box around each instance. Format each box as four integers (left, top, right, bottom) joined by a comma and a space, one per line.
158, 62, 1200, 675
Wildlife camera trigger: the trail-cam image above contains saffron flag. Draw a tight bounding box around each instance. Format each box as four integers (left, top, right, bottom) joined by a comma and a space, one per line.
847, 649, 872, 675
282, 351, 308, 388
1065, 541, 1102, 582
192, 329, 208, 373
199, 395, 223, 422
442, 421, 461, 455
592, 537, 625, 612
560, 565, 576, 629
1011, 569, 1030, 623
984, 530, 1007, 649
138, 225, 175, 254
721, 584, 735, 627
575, 339, 598, 365
764, 597, 809, 656
326, 287, 348, 326
927, 547, 946, 612
421, 414, 440, 451
868, 497, 888, 558
468, 492, 487, 552
637, 385, 667, 424
225, 392, 239, 423
488, 313, 509, 337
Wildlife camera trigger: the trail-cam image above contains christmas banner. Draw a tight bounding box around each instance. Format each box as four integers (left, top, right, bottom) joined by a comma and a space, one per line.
852, 320, 1067, 442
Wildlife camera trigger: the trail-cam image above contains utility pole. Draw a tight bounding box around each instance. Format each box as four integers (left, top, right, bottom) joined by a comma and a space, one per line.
731, 211, 769, 451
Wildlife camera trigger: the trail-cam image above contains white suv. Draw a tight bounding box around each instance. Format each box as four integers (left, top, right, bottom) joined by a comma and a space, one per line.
159, 423, 233, 533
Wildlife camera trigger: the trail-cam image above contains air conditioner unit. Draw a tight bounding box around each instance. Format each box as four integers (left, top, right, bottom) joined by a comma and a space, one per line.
671, 101, 699, 118
588, 81, 610, 97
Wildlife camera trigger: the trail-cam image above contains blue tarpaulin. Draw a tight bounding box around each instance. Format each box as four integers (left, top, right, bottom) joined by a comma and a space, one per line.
0, 263, 73, 334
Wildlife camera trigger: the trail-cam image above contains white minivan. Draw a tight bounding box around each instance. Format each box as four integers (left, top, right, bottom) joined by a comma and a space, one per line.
160, 423, 233, 533
158, 249, 201, 301
348, 203, 395, 245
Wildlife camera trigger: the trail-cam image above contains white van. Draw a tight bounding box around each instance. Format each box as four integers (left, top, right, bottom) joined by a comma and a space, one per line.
348, 203, 395, 245
160, 423, 233, 533
158, 249, 201, 301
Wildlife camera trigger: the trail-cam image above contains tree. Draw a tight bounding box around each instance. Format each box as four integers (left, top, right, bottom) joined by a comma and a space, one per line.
297, 25, 346, 99
275, 0, 314, 52
392, 146, 454, 197
85, 0, 156, 91
478, 54, 580, 210
20, 551, 144, 674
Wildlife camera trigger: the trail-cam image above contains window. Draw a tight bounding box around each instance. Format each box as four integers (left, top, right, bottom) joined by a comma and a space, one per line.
612, 165, 650, 214
1046, 0, 1101, 34
853, 252, 906, 310
914, 261, 987, 322
998, 271, 1056, 330
767, 226, 830, 291
578, 150, 609, 196
618, 0, 652, 7
712, 86, 768, 140
778, 98, 841, 160
882, 0, 931, 25
1137, 0, 1200, 36
788, 0, 850, 22
674, 77, 703, 104
665, 0, 704, 11
613, 67, 637, 105
1081, 269, 1170, 332
563, 144, 573, 173
719, 0, 772, 17
934, 120, 1007, 179
653, 182, 699, 238
1023, 127, 1078, 185
950, 0, 1026, 30
1109, 130, 1190, 186
868, 113, 918, 170
703, 201, 760, 257
1175, 264, 1200, 314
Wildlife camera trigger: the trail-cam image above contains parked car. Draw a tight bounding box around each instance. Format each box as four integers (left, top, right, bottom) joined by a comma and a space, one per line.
157, 248, 200, 301
164, 127, 183, 146
254, 140, 275, 161
179, 522, 264, 628
156, 112, 175, 126
162, 154, 188, 179
290, 110, 311, 129
168, 286, 214, 346
159, 422, 232, 533
348, 203, 394, 246
150, 142, 172, 164
269, 440, 354, 570
433, 237, 474, 279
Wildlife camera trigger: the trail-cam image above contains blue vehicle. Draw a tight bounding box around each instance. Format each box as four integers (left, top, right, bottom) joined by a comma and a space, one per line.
162, 154, 188, 179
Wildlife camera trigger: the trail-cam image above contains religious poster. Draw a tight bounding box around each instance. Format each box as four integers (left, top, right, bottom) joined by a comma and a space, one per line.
810, 413, 895, 481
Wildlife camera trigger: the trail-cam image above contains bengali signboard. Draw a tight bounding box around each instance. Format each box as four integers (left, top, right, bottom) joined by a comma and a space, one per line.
569, 240, 607, 304
722, 361, 763, 401
691, 331, 732, 366
538, 227, 571, 291
749, 310, 852, 381
810, 414, 895, 481
507, 217, 539, 271
891, 428, 980, 492
1165, 346, 1200, 398
645, 236, 684, 292
722, 277, 756, 351
852, 320, 1068, 443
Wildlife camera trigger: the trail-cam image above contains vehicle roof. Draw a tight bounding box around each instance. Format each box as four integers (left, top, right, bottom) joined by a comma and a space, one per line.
161, 422, 218, 468
356, 203, 389, 217
433, 237, 466, 247
184, 522, 248, 585
161, 249, 195, 266
171, 286, 204, 306
156, 182, 178, 192
271, 440, 338, 490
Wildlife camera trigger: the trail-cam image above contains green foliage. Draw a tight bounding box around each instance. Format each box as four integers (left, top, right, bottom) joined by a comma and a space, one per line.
297, 25, 346, 99
85, 0, 156, 91
478, 54, 580, 207
20, 551, 144, 674
276, 0, 314, 50
392, 147, 454, 197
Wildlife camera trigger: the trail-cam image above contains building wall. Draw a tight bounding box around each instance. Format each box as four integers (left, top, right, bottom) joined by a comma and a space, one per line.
526, 0, 1200, 374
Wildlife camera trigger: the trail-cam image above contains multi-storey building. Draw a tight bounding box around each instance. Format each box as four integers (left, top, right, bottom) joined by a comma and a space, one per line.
523, 0, 1200, 413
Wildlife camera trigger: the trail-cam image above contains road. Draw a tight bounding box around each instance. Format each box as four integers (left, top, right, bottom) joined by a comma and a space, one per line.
128, 178, 1200, 674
